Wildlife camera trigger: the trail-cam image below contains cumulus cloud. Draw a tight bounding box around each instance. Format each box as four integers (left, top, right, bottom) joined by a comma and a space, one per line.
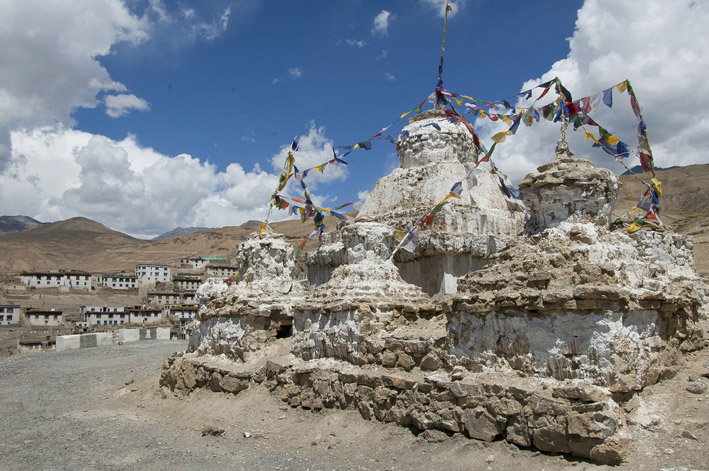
0, 0, 148, 172
372, 10, 393, 37
105, 94, 151, 118
476, 0, 709, 184
420, 0, 464, 18
269, 123, 348, 205
0, 125, 280, 238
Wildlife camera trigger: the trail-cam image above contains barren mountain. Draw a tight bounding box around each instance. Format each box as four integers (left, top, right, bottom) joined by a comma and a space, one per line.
0, 163, 706, 276
613, 163, 709, 275
0, 215, 44, 235
0, 214, 344, 274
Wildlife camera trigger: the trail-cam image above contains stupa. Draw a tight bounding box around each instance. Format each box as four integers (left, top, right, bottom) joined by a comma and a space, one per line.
306, 109, 527, 295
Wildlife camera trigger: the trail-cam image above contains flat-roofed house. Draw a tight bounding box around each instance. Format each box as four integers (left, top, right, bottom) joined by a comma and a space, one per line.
205, 265, 238, 279
135, 264, 171, 283
26, 308, 64, 326
101, 273, 138, 290
0, 305, 21, 325
173, 275, 203, 291
168, 304, 199, 335
20, 271, 92, 290
81, 306, 127, 326
126, 306, 164, 325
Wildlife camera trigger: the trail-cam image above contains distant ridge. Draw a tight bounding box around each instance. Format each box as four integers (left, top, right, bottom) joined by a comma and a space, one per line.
152, 226, 215, 241
621, 165, 678, 176
240, 220, 262, 227
0, 215, 44, 236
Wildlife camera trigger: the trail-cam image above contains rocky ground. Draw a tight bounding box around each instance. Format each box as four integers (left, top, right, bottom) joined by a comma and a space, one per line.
1, 336, 708, 470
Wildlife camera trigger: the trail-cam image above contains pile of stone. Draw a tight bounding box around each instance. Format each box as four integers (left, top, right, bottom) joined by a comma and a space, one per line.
165, 112, 707, 464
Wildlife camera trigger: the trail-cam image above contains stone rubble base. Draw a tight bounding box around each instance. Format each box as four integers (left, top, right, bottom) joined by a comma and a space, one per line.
161, 355, 629, 464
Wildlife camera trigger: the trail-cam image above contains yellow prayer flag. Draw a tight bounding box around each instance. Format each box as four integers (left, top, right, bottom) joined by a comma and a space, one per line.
315, 164, 324, 173
617, 81, 628, 93
651, 178, 662, 196
400, 111, 411, 119
259, 221, 267, 233
455, 98, 464, 106
461, 95, 475, 101
605, 135, 620, 146
501, 115, 512, 125
395, 230, 406, 241
492, 131, 509, 143
353, 143, 360, 150
479, 111, 487, 119
626, 222, 643, 233
584, 131, 600, 144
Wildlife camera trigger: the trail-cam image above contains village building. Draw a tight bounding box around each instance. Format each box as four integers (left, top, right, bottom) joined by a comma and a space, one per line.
180, 256, 228, 270
100, 273, 138, 290
81, 306, 127, 327
0, 304, 21, 326
168, 304, 199, 335
181, 291, 197, 305
125, 306, 164, 325
205, 265, 238, 279
25, 308, 64, 327
147, 292, 183, 306
135, 264, 171, 283
20, 271, 92, 291
173, 274, 203, 291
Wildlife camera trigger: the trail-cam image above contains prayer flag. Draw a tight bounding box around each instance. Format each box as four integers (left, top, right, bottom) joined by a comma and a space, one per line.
492, 131, 509, 143
602, 88, 613, 108
449, 181, 463, 197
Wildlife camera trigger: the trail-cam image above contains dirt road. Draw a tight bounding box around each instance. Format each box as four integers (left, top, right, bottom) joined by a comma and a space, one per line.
0, 340, 707, 470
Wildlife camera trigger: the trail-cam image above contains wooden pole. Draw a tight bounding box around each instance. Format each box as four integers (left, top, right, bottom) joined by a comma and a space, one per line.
436, 0, 452, 109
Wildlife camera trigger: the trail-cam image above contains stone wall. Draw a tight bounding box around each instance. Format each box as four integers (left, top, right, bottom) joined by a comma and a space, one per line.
161, 355, 629, 464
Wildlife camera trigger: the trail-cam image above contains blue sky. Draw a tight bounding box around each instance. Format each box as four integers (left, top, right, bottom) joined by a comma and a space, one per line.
1, 0, 707, 238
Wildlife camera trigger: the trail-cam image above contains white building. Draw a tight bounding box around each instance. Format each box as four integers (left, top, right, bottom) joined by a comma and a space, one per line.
100, 273, 138, 290
180, 256, 229, 270
20, 271, 92, 290
173, 275, 203, 291
205, 265, 238, 279
125, 306, 164, 325
82, 306, 127, 326
168, 305, 199, 334
26, 308, 64, 326
147, 292, 182, 306
181, 291, 197, 305
0, 305, 21, 325
135, 264, 171, 283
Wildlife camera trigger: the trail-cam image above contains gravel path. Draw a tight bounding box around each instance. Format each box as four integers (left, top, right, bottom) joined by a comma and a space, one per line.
1, 340, 706, 471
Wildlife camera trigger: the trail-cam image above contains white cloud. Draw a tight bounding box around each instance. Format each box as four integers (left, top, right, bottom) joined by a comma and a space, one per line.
1, 125, 280, 238
192, 6, 231, 41
105, 94, 151, 118
376, 49, 389, 61
372, 10, 393, 37
288, 67, 303, 79
0, 0, 149, 172
476, 0, 709, 184
345, 39, 367, 48
420, 0, 464, 18
385, 72, 396, 82
269, 123, 348, 203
